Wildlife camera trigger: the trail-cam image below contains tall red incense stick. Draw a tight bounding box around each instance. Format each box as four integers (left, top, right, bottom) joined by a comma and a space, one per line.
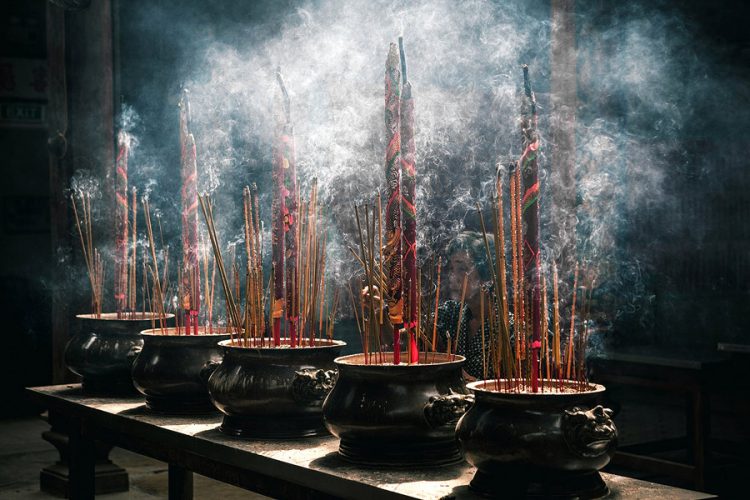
384, 43, 403, 364
179, 88, 200, 335
272, 69, 287, 347
519, 65, 541, 391
399, 37, 418, 364
276, 68, 299, 347
114, 130, 130, 318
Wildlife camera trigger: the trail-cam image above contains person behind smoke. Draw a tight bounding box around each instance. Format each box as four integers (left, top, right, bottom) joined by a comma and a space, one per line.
362, 231, 496, 381
434, 231, 496, 380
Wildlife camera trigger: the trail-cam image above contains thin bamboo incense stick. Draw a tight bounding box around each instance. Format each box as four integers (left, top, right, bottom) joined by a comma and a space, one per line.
143, 199, 167, 330
129, 187, 138, 315
416, 272, 421, 364
481, 288, 486, 380
514, 168, 526, 374
71, 194, 103, 316
454, 274, 469, 362
199, 195, 242, 340
355, 204, 376, 362
431, 257, 442, 353
509, 178, 520, 375
565, 264, 579, 379
553, 262, 561, 376
496, 169, 510, 337
378, 193, 384, 326
542, 268, 550, 381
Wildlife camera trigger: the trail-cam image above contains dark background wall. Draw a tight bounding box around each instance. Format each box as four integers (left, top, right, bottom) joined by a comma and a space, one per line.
0, 0, 53, 416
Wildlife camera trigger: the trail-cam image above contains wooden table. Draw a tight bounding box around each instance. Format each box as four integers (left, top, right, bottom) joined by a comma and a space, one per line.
26, 385, 716, 500
588, 350, 729, 491
717, 342, 750, 355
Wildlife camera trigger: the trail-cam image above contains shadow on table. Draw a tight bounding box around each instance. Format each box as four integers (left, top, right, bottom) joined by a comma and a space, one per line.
117, 405, 222, 426
192, 427, 333, 453
309, 451, 468, 483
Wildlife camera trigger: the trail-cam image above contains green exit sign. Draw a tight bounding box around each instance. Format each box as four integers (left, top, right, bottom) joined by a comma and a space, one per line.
0, 101, 46, 124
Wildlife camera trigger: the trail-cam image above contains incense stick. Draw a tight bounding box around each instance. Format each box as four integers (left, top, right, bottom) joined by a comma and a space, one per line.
565, 263, 579, 379
142, 198, 167, 331
454, 274, 469, 362
71, 193, 103, 316
199, 195, 242, 341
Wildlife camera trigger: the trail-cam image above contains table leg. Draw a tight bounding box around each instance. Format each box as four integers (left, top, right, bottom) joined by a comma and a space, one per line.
169, 463, 194, 500
691, 387, 709, 491
40, 410, 130, 495
68, 423, 95, 500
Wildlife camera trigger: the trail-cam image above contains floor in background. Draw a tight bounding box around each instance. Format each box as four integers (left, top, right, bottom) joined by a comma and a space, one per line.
0, 416, 267, 499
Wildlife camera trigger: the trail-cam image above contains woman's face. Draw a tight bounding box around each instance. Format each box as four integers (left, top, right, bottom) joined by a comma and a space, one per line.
446, 250, 480, 301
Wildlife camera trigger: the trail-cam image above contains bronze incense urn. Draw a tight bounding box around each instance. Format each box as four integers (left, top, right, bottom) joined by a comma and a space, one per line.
131, 328, 231, 414
456, 379, 618, 499
65, 313, 173, 394
322, 352, 473, 467
208, 339, 346, 439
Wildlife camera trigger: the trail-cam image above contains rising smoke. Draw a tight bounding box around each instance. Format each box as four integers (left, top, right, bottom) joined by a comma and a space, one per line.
68, 0, 749, 345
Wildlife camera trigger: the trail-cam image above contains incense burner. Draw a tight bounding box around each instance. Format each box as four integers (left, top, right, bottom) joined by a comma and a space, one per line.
208, 339, 346, 439
322, 352, 472, 467
131, 328, 231, 414
65, 313, 173, 394
456, 380, 618, 499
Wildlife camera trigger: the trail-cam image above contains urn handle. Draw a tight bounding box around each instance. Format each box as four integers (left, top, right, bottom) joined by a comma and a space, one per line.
126, 344, 142, 362
424, 391, 475, 428
291, 368, 338, 405
200, 360, 222, 384
562, 404, 618, 458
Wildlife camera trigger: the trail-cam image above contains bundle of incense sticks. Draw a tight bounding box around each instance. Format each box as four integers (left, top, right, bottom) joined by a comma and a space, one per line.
200, 187, 336, 348
379, 38, 422, 364
519, 64, 542, 392
242, 184, 265, 342
295, 179, 333, 346
71, 189, 145, 319
477, 181, 592, 392
71, 192, 104, 317
352, 198, 453, 365
128, 187, 140, 316
383, 42, 404, 364
399, 37, 419, 364
200, 230, 218, 332
353, 202, 385, 364
142, 198, 168, 332
199, 194, 243, 343
470, 65, 597, 393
